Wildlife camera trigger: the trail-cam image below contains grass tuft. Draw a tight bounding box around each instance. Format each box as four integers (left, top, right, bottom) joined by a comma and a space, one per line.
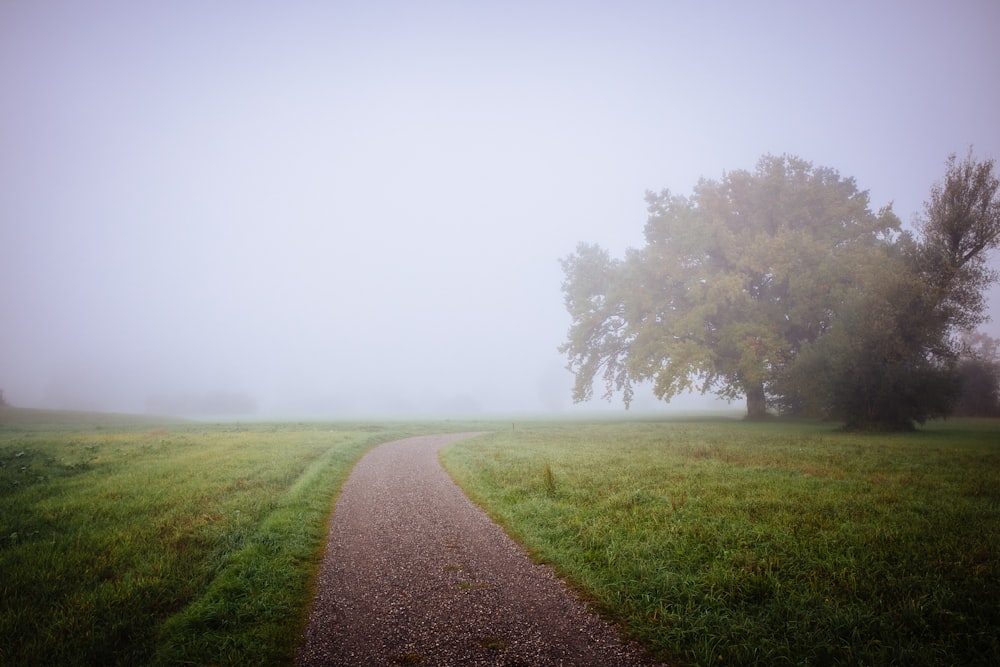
543, 462, 556, 496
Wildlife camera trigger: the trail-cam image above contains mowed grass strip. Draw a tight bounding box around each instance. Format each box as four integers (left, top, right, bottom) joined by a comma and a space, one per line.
0, 411, 442, 666
441, 418, 1000, 666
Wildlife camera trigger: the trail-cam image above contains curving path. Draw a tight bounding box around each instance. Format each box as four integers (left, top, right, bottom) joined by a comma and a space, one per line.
297, 432, 665, 666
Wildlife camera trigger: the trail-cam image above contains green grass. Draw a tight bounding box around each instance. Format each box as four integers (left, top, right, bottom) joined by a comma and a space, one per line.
0, 407, 479, 665
5, 407, 998, 665
441, 418, 1000, 666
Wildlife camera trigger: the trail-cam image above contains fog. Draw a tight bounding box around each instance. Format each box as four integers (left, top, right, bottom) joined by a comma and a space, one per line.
2, 1, 998, 418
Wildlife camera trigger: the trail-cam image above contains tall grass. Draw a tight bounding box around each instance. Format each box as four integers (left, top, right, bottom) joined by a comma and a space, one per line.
441, 418, 1000, 666
0, 410, 463, 665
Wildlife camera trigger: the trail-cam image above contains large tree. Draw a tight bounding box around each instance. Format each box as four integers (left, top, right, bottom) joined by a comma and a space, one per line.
560, 155, 899, 418
788, 151, 1000, 429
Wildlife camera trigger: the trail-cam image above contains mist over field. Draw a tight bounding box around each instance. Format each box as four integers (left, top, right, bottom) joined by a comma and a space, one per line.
1, 1, 998, 418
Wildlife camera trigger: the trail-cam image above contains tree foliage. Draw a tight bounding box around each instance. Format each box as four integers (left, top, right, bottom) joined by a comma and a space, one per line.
560, 155, 898, 418
785, 239, 962, 429
561, 150, 1000, 429
788, 151, 1000, 429
915, 150, 1000, 331
953, 332, 1000, 417
559, 243, 636, 406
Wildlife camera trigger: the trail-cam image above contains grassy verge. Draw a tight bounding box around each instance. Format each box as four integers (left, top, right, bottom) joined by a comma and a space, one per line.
0, 408, 469, 665
441, 418, 1000, 666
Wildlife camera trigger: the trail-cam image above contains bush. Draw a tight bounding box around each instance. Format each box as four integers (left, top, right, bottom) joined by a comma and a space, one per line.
953, 357, 1000, 416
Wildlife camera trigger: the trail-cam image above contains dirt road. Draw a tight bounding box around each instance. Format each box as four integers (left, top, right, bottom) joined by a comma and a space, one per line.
297, 432, 664, 666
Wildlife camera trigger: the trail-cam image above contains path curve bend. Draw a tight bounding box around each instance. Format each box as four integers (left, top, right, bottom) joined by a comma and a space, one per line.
297, 432, 664, 666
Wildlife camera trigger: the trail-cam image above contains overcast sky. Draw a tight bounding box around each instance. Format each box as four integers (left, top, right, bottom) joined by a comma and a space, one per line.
2, 1, 998, 417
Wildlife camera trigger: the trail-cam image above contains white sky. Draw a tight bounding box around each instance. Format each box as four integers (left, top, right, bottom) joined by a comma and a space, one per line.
1, 0, 998, 416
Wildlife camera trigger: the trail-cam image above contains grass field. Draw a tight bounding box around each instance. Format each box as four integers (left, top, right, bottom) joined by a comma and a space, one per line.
3, 408, 998, 665
0, 407, 478, 666
442, 418, 1000, 666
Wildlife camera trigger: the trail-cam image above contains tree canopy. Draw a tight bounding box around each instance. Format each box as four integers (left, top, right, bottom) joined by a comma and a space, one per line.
788, 151, 1000, 428
560, 151, 1000, 429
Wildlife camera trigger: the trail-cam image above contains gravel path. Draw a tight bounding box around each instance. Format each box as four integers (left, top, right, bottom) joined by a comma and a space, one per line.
297, 432, 666, 666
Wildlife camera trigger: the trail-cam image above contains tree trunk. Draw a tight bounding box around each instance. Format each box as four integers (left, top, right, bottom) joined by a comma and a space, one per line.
745, 383, 768, 420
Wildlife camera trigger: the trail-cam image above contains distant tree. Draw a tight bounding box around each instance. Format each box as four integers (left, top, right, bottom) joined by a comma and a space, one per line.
787, 150, 1000, 429
560, 155, 899, 418
953, 332, 1000, 417
0, 389, 6, 406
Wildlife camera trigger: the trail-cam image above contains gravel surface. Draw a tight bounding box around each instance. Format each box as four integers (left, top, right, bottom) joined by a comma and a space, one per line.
297, 433, 667, 666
